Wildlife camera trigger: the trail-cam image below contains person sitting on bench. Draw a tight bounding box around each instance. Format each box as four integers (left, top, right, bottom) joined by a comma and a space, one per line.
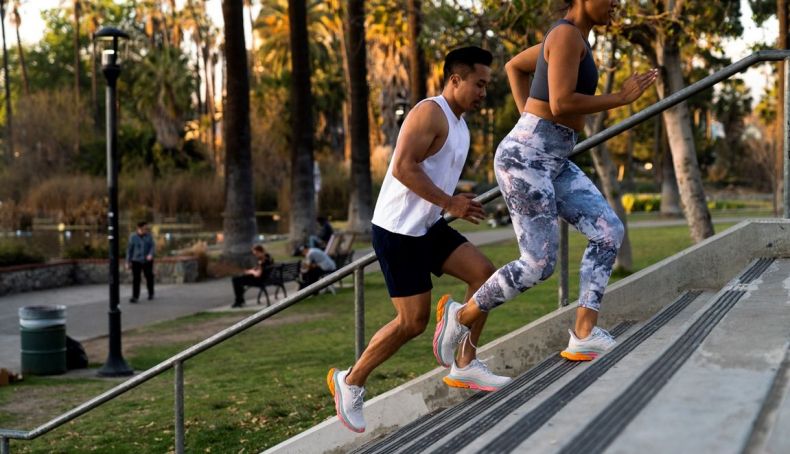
231, 245, 274, 308
295, 244, 336, 289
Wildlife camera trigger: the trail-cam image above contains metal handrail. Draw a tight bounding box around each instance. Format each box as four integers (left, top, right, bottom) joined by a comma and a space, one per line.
1, 49, 788, 453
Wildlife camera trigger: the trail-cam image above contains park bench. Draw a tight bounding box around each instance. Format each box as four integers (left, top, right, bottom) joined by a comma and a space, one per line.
255, 261, 301, 306
254, 232, 357, 305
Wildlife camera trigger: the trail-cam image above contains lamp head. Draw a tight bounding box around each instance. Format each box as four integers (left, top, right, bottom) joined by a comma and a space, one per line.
95, 27, 129, 67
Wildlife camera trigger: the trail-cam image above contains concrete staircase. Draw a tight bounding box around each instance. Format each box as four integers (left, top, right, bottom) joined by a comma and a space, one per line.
265, 220, 790, 454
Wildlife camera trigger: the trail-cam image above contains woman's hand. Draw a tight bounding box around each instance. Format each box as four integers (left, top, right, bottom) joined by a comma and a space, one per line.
618, 69, 659, 105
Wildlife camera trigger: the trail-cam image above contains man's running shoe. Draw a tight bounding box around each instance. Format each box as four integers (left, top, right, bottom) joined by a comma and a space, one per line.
327, 368, 366, 433
560, 326, 616, 361
433, 295, 470, 368
443, 359, 512, 391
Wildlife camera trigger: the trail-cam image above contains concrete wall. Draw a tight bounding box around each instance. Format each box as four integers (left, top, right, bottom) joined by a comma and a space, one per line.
265, 219, 790, 454
0, 256, 199, 296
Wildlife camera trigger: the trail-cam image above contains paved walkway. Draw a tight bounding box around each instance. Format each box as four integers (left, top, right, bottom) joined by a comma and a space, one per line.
0, 217, 752, 373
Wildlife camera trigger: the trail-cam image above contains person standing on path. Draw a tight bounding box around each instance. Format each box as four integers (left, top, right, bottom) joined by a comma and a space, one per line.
327, 47, 511, 434
434, 0, 658, 367
126, 221, 156, 303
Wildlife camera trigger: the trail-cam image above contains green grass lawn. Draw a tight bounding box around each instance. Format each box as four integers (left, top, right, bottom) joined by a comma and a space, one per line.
0, 222, 738, 453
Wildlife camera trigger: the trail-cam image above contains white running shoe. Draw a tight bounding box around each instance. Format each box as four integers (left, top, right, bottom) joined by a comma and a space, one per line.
433, 295, 470, 368
327, 368, 366, 432
443, 359, 512, 392
560, 326, 616, 361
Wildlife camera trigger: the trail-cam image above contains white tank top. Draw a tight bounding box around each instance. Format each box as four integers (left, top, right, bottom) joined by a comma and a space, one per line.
371, 95, 470, 236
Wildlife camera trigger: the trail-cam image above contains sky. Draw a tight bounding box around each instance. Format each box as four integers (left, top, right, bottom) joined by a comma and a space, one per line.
14, 0, 781, 104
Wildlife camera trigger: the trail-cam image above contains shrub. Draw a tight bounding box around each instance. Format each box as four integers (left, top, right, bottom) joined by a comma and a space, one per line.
23, 175, 107, 226
63, 241, 110, 260
0, 242, 45, 267
707, 200, 747, 210
620, 193, 662, 214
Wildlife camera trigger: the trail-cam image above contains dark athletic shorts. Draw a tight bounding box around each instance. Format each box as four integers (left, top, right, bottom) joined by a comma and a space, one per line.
372, 218, 469, 298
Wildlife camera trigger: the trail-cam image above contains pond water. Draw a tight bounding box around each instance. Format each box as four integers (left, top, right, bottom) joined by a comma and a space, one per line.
0, 214, 284, 260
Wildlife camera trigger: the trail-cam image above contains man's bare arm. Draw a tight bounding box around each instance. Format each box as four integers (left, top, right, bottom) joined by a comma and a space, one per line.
390, 102, 486, 223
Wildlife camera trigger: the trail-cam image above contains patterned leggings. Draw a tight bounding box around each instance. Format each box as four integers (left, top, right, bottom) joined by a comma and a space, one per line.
473, 113, 624, 312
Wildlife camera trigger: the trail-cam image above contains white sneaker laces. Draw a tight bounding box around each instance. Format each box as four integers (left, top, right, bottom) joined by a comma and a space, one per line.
459, 330, 479, 359
592, 327, 615, 346
350, 387, 365, 411
470, 358, 491, 373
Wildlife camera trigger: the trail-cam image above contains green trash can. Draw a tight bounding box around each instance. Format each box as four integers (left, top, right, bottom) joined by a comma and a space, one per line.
19, 305, 67, 375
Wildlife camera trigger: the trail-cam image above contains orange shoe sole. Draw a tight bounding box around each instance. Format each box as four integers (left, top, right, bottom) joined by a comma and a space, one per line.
327, 368, 337, 396
436, 294, 450, 322
443, 376, 500, 392
560, 350, 596, 361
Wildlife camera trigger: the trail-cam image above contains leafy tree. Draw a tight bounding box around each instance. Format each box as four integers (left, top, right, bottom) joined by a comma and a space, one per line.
619, 0, 744, 242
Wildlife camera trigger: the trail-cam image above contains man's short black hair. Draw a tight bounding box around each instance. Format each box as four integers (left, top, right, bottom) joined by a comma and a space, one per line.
443, 46, 493, 85
137, 221, 148, 229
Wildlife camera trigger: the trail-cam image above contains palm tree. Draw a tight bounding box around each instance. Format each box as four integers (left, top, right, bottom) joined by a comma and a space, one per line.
406, 0, 426, 106
81, 0, 102, 130
287, 0, 316, 246
221, 0, 257, 264
9, 0, 28, 96
0, 0, 13, 165
345, 0, 373, 234
73, 0, 81, 155
288, 0, 316, 243
130, 47, 195, 155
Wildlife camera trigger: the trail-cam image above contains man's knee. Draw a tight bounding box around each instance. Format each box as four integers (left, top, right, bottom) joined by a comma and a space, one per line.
397, 315, 429, 339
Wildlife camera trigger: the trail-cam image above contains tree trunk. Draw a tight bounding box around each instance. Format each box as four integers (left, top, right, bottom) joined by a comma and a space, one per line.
660, 123, 682, 216
588, 137, 633, 272
246, 0, 256, 84
221, 0, 257, 265
407, 0, 427, 106
13, 15, 28, 96
91, 35, 100, 130
73, 0, 81, 155
584, 39, 632, 271
776, 0, 788, 213
287, 0, 316, 247
657, 41, 713, 241
345, 0, 373, 235
0, 1, 12, 164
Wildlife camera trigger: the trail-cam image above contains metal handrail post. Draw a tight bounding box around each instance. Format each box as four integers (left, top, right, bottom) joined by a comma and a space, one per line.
174, 361, 185, 454
354, 267, 365, 360
558, 220, 569, 307
784, 57, 790, 218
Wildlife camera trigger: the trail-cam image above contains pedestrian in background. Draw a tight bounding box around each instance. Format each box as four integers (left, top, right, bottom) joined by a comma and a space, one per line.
126, 221, 155, 303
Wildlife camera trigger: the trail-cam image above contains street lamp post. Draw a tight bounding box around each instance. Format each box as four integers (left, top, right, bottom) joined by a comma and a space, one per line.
96, 27, 133, 377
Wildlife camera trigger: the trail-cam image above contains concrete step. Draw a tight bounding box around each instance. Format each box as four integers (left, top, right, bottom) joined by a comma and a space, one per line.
598, 258, 790, 454
356, 257, 790, 454
356, 289, 713, 454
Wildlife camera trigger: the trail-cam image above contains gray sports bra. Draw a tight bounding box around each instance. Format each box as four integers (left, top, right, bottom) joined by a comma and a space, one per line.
529, 19, 599, 102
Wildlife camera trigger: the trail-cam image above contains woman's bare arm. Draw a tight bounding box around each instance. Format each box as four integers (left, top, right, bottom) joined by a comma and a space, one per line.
505, 43, 542, 112
546, 25, 657, 116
